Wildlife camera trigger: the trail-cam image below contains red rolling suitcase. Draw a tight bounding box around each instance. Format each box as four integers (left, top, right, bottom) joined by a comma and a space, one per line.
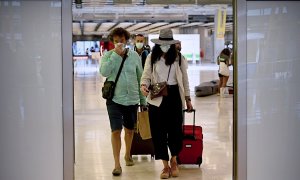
177, 109, 203, 167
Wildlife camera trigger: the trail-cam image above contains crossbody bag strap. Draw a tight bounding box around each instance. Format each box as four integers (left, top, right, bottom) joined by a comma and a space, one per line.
166, 65, 171, 82
114, 48, 128, 84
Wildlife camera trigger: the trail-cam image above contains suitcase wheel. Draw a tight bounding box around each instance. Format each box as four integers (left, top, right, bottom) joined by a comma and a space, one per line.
197, 156, 202, 167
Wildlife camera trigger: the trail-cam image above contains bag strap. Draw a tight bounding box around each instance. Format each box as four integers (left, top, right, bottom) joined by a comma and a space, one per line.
166, 65, 171, 82
114, 48, 128, 84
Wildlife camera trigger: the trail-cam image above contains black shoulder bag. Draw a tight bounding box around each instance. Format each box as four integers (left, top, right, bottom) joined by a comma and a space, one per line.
102, 49, 128, 100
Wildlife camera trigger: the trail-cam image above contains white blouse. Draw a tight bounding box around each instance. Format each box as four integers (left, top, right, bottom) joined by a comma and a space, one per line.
153, 57, 177, 85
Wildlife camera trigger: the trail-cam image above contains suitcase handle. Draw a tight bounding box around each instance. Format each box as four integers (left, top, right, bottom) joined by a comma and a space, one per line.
183, 109, 196, 138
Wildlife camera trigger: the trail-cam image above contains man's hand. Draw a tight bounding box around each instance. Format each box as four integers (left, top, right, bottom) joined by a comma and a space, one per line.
114, 43, 126, 57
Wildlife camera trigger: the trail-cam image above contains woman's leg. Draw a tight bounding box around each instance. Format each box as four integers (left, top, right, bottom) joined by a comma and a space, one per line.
222, 76, 230, 95
148, 104, 169, 161
163, 86, 182, 177
160, 160, 171, 179
222, 76, 229, 88
219, 75, 224, 94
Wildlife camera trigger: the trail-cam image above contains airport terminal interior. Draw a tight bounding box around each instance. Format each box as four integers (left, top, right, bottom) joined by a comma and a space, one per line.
2, 1, 300, 180
72, 0, 233, 179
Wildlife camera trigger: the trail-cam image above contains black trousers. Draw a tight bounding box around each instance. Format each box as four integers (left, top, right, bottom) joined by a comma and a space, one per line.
148, 85, 183, 161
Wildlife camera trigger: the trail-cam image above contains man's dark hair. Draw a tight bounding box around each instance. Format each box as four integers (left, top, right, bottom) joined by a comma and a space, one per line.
135, 34, 144, 38
108, 27, 130, 42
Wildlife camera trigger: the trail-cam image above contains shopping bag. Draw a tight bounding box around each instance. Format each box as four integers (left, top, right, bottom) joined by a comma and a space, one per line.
137, 110, 151, 140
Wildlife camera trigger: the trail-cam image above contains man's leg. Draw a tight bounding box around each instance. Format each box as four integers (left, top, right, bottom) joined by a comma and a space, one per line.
111, 130, 122, 169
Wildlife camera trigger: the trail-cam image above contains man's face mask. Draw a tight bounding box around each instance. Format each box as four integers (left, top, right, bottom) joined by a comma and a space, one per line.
160, 45, 170, 53
114, 43, 126, 51
136, 42, 144, 49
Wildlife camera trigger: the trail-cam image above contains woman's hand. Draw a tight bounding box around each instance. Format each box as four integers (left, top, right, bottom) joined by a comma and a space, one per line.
140, 84, 149, 96
186, 100, 193, 112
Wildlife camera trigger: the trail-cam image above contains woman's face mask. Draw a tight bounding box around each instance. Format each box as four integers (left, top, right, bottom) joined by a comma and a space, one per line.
160, 45, 170, 53
135, 42, 144, 49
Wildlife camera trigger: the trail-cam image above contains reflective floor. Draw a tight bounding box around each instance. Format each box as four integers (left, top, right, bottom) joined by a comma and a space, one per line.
74, 59, 233, 180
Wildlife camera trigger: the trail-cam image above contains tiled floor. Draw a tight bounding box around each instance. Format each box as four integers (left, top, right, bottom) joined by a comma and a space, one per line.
74, 59, 233, 180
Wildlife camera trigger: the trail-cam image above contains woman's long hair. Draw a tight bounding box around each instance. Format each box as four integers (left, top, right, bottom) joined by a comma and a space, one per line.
151, 44, 177, 66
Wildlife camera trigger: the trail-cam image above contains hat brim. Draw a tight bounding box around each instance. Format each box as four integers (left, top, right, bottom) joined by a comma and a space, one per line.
151, 39, 180, 45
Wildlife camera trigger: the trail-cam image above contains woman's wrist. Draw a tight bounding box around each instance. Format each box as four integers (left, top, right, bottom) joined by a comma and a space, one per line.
185, 96, 191, 101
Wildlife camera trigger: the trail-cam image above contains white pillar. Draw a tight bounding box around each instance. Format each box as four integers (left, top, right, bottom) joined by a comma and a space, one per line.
199, 27, 208, 62
0, 1, 71, 179
213, 6, 227, 63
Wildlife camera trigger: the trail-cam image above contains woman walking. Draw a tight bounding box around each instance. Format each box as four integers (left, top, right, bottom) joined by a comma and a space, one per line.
140, 28, 193, 179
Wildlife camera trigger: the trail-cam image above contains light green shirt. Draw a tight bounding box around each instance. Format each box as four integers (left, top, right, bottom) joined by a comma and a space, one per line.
100, 49, 146, 106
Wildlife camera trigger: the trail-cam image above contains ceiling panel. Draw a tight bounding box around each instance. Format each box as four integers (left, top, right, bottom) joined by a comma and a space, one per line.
136, 22, 169, 32
115, 22, 134, 29
72, 1, 233, 36
180, 22, 204, 27
72, 22, 81, 35
98, 22, 116, 32
84, 23, 98, 32
149, 22, 187, 33
126, 22, 152, 31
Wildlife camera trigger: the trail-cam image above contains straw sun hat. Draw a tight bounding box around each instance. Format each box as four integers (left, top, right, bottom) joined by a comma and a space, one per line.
151, 29, 180, 45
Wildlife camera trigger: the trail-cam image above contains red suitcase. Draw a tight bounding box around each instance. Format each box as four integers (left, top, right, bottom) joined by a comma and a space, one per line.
177, 109, 203, 167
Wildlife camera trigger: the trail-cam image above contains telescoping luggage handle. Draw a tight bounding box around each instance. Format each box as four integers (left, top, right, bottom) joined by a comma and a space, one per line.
183, 109, 196, 139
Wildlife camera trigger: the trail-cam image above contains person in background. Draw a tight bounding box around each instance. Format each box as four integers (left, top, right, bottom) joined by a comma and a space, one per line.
90, 46, 95, 52
85, 48, 89, 56
175, 41, 182, 53
175, 41, 187, 65
100, 27, 147, 176
217, 48, 232, 97
145, 44, 151, 53
133, 34, 149, 69
140, 29, 193, 179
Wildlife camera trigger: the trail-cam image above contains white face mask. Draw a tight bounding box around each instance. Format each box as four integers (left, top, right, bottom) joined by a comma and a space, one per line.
115, 43, 125, 51
135, 42, 144, 49
160, 45, 170, 53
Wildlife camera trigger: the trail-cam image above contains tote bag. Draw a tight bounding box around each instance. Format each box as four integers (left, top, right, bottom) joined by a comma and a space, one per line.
137, 110, 151, 140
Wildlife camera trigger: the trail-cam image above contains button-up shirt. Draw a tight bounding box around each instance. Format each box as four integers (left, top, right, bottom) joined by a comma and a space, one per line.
100, 49, 146, 106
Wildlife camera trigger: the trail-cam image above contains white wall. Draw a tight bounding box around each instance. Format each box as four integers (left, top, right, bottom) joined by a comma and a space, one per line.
246, 2, 300, 179
148, 34, 200, 62
0, 1, 64, 180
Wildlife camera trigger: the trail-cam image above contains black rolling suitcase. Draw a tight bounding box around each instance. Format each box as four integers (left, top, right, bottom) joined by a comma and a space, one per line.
130, 107, 155, 158
130, 132, 155, 158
